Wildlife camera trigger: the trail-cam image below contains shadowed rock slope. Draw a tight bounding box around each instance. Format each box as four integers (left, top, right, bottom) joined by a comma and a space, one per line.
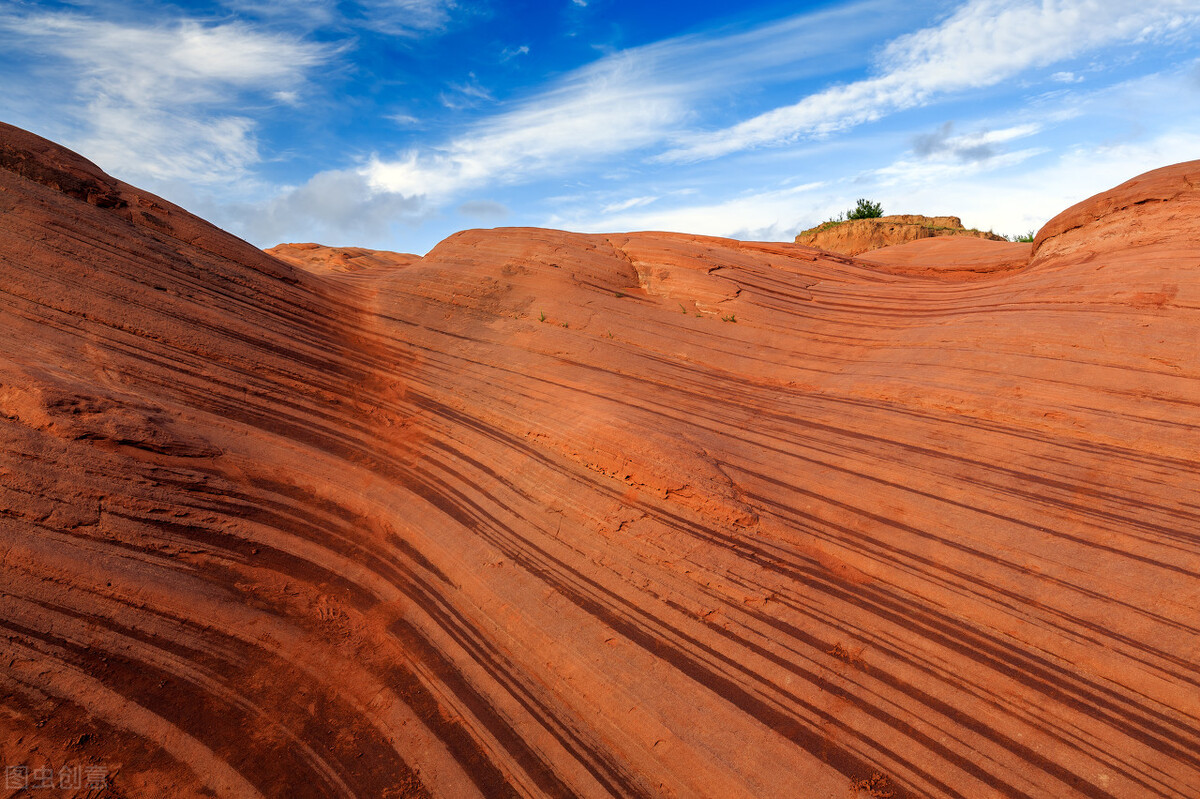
1, 121, 1198, 798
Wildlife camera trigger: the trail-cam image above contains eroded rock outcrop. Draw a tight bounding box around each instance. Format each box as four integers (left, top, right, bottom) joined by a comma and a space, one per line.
267, 242, 421, 272
796, 213, 1006, 255
1, 121, 1199, 798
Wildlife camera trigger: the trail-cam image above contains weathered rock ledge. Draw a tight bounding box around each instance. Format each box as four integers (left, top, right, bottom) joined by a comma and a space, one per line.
796, 213, 1006, 255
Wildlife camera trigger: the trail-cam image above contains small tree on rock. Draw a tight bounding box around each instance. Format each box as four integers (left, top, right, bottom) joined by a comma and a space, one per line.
846, 198, 883, 219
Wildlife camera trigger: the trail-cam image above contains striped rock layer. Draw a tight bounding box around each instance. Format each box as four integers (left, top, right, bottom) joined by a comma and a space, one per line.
1, 121, 1198, 798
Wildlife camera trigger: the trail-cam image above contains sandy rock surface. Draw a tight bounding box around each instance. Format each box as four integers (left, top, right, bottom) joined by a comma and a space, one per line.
796, 214, 1007, 255
1, 121, 1198, 798
266, 242, 422, 272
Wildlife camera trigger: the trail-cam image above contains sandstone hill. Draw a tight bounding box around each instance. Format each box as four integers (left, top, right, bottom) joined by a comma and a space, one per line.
1, 120, 1198, 798
266, 241, 421, 272
796, 213, 1007, 255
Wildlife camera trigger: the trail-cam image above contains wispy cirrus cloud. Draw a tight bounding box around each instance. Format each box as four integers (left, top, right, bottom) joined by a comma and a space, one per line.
602, 196, 658, 214
364, 50, 691, 199
360, 0, 1200, 208
438, 75, 495, 109
236, 1, 905, 244
220, 0, 457, 35
541, 60, 1200, 247
660, 0, 1200, 162
0, 11, 331, 183
8, 0, 1189, 255
356, 0, 906, 201
350, 0, 459, 36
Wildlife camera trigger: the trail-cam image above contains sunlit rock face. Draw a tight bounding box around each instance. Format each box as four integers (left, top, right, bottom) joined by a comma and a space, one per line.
1, 121, 1198, 798
796, 213, 1007, 256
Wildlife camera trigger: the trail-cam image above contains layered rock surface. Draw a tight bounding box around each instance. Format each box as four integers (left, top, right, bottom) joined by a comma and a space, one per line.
1, 121, 1199, 798
796, 214, 1007, 255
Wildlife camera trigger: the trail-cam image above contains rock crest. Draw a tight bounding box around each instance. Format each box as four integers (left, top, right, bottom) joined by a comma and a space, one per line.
796, 213, 1006, 255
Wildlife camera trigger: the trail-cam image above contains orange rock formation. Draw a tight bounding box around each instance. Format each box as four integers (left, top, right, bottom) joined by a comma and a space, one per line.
796, 214, 1007, 255
266, 241, 421, 272
1, 121, 1198, 798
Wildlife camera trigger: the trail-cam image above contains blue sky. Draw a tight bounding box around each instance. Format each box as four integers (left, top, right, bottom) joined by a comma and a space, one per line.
2, 0, 1199, 254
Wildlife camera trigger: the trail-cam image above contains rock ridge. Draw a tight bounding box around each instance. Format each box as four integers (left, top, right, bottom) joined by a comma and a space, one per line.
796, 213, 1006, 255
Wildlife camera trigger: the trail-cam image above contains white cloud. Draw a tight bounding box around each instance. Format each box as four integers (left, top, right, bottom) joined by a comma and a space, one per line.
873, 145, 1048, 189
219, 0, 339, 27
365, 51, 691, 199
218, 169, 426, 245
438, 76, 494, 109
357, 0, 1200, 212
541, 67, 1200, 244
544, 125, 1200, 246
219, 0, 456, 35
362, 0, 904, 200
551, 181, 825, 241
880, 129, 1200, 237
661, 0, 1200, 162
13, 14, 326, 98
0, 12, 329, 183
352, 0, 457, 35
1051, 71, 1084, 83
83, 108, 262, 186
852, 68, 1200, 234
602, 196, 659, 213
910, 121, 1042, 162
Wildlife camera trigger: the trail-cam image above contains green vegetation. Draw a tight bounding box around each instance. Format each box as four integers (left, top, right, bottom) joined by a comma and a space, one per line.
538, 311, 546, 322
721, 314, 737, 323
846, 198, 883, 220
1008, 230, 1037, 242
800, 198, 885, 237
811, 217, 844, 234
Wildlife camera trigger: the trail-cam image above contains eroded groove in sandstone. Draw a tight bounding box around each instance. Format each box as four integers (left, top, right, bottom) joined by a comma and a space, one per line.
1, 122, 1198, 798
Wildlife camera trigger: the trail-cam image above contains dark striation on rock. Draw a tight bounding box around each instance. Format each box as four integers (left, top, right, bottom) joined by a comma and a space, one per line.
1, 121, 1198, 798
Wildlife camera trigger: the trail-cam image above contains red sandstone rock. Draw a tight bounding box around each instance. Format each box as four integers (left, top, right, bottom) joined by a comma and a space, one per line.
859, 236, 1032, 277
1, 121, 1199, 798
266, 242, 421, 272
796, 214, 1007, 255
